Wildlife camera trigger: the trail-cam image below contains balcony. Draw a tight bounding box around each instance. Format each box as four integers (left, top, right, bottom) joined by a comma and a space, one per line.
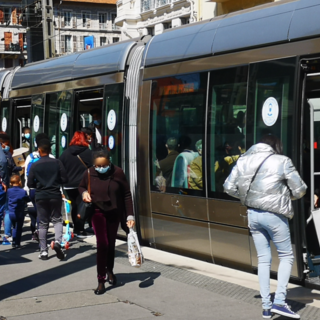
0, 43, 23, 53
99, 22, 107, 30
141, 0, 173, 13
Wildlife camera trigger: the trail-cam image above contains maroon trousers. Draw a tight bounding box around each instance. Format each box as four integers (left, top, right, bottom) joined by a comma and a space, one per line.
91, 208, 120, 283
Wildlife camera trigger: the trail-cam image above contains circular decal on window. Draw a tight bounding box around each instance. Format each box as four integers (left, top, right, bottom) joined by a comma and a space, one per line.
107, 110, 116, 131
60, 113, 68, 132
33, 115, 40, 132
262, 97, 279, 127
1, 117, 7, 132
108, 135, 115, 150
61, 136, 66, 148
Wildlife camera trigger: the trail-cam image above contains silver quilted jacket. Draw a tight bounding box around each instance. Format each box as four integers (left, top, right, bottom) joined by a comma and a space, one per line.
223, 143, 307, 219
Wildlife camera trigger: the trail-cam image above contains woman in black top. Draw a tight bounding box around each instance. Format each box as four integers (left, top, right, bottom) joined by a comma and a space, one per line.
59, 131, 93, 238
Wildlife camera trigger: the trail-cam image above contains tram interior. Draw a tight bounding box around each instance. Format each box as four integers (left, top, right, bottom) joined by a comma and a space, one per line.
77, 89, 103, 129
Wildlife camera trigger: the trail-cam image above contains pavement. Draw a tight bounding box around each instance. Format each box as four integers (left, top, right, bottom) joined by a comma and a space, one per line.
1, 221, 320, 320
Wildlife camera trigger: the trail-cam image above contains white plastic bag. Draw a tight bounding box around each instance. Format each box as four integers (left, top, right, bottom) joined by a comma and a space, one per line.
127, 228, 144, 268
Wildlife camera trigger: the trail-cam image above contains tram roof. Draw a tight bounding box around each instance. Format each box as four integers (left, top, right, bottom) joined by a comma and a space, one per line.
11, 40, 137, 90
143, 0, 320, 67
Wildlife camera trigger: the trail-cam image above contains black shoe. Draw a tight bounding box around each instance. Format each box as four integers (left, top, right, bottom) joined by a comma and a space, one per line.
107, 273, 117, 286
94, 284, 106, 295
12, 243, 21, 249
53, 241, 66, 260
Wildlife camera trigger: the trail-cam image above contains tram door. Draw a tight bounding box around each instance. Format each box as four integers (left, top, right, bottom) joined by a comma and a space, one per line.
45, 91, 73, 158
12, 98, 31, 150
302, 63, 320, 269
0, 100, 12, 135
31, 95, 45, 151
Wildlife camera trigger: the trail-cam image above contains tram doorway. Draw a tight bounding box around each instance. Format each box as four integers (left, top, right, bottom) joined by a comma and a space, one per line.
74, 88, 104, 150
301, 59, 320, 278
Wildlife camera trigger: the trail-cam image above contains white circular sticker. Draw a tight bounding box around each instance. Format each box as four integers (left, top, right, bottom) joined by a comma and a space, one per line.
107, 110, 116, 131
262, 97, 279, 127
60, 113, 68, 132
108, 135, 115, 150
33, 115, 40, 132
61, 136, 66, 148
1, 117, 7, 132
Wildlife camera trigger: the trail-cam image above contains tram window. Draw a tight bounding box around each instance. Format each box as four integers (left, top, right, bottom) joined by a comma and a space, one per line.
208, 66, 248, 199
150, 73, 207, 195
45, 91, 72, 157
247, 58, 296, 159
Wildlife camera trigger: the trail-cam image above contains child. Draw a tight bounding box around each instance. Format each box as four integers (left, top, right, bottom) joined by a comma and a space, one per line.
7, 175, 30, 248
22, 127, 31, 150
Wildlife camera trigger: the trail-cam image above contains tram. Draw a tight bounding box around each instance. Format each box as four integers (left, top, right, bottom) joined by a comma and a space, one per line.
2, 0, 320, 287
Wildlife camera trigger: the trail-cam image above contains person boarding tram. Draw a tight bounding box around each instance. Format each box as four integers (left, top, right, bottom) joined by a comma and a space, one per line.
224, 135, 307, 319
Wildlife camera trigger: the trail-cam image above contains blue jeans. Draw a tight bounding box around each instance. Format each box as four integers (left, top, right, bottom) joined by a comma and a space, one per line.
0, 189, 6, 231
4, 209, 12, 236
248, 209, 294, 309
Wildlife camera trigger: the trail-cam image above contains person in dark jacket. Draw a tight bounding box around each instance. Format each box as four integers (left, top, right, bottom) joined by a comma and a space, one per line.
79, 150, 134, 295
59, 131, 93, 238
27, 139, 68, 260
7, 175, 30, 248
155, 137, 179, 187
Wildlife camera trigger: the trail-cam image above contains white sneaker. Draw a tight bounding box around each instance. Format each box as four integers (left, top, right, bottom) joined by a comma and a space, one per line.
38, 251, 48, 260
5, 236, 12, 242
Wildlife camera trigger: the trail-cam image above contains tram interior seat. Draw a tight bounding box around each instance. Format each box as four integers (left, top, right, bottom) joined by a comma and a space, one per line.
171, 151, 198, 188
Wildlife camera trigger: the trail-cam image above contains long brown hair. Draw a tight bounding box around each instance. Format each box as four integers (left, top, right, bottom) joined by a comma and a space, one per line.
260, 134, 283, 155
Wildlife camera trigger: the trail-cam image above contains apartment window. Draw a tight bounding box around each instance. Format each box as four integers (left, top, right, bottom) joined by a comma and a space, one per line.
65, 35, 72, 53
4, 8, 10, 23
82, 11, 91, 28
111, 13, 117, 29
100, 37, 107, 46
99, 13, 107, 29
113, 37, 119, 43
64, 11, 72, 27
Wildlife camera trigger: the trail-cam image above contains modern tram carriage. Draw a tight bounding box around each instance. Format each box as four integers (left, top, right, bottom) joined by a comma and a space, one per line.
2, 0, 320, 287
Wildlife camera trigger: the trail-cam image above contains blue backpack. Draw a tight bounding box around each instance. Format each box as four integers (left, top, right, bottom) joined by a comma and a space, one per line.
27, 153, 40, 176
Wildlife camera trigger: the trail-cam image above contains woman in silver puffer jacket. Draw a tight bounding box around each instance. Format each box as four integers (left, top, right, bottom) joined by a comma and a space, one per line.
224, 135, 307, 320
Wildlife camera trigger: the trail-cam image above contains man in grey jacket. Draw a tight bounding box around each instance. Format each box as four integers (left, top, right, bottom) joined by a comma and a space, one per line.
224, 135, 306, 320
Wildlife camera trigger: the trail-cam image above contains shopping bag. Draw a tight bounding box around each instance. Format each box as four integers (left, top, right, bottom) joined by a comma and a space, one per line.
127, 228, 144, 268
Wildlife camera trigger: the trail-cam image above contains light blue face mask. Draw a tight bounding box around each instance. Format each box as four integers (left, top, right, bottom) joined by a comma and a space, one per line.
94, 120, 101, 126
95, 166, 110, 174
25, 133, 30, 139
2, 145, 10, 152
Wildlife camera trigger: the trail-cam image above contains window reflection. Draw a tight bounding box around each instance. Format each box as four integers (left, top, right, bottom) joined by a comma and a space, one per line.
150, 73, 207, 194
209, 66, 248, 196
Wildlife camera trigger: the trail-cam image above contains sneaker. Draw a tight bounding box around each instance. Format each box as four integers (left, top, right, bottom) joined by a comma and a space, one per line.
12, 244, 21, 249
271, 303, 300, 319
38, 251, 48, 260
53, 241, 66, 260
262, 309, 272, 319
6, 236, 12, 242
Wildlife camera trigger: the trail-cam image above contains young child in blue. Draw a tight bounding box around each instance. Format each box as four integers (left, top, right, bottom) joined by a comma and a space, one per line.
8, 175, 30, 248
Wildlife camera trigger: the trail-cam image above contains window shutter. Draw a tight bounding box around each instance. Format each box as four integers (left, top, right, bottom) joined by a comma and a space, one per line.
73, 14, 77, 28
17, 7, 22, 24
0, 8, 4, 24
60, 35, 65, 54
93, 36, 96, 48
80, 36, 84, 51
12, 8, 17, 24
73, 35, 77, 52
19, 33, 23, 50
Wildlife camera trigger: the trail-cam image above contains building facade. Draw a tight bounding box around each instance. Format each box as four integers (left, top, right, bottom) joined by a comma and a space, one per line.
53, 0, 121, 56
116, 0, 285, 40
0, 2, 27, 70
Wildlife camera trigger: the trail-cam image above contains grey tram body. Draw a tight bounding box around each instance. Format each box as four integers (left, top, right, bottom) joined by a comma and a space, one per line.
2, 0, 320, 286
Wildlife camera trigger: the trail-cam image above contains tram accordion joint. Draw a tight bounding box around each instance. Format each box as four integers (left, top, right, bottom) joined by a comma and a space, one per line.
128, 228, 144, 268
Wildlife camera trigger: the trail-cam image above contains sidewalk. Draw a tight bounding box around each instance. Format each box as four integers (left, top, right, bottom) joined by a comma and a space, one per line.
1, 225, 320, 320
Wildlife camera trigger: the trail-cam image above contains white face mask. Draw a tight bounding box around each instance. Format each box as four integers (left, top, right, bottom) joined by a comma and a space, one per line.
95, 166, 110, 174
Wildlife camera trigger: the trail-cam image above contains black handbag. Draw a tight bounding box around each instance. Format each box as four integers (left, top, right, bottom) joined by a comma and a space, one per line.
77, 168, 94, 222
